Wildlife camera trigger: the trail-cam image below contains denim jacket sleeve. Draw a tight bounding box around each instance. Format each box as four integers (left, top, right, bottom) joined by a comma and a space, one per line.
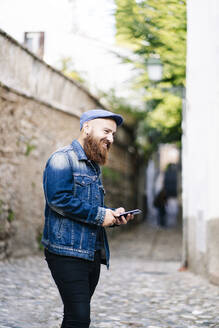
43, 152, 105, 226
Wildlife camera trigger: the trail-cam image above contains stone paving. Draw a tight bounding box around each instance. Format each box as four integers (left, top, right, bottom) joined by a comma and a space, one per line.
0, 222, 219, 328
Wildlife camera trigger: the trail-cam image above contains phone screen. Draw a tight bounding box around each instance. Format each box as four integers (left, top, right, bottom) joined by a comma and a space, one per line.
118, 209, 142, 218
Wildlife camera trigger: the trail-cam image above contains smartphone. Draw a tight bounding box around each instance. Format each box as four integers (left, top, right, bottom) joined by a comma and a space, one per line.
118, 209, 142, 218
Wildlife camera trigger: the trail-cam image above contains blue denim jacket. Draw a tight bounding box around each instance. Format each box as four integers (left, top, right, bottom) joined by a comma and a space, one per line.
41, 140, 110, 268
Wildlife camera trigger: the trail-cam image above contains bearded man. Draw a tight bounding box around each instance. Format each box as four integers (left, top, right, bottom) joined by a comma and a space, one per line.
42, 109, 134, 328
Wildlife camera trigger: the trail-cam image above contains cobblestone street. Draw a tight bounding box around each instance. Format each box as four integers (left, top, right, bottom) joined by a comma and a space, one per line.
0, 223, 219, 328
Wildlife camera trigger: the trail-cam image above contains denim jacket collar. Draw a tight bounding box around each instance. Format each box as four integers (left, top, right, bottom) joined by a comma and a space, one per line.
71, 139, 88, 161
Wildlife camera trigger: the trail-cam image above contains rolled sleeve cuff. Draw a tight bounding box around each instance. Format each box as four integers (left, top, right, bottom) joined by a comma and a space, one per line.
95, 207, 106, 226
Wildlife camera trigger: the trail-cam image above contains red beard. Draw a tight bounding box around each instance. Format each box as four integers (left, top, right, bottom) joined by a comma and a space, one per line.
83, 134, 111, 165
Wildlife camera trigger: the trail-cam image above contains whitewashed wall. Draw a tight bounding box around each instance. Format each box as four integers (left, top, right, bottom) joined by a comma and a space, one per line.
183, 0, 219, 284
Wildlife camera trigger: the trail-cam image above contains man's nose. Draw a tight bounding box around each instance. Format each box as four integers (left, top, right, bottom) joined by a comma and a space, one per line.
107, 134, 114, 144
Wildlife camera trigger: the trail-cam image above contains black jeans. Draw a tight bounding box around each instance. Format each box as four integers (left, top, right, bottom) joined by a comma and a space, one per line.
45, 249, 101, 328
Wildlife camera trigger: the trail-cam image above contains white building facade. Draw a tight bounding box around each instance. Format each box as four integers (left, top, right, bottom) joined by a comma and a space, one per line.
183, 0, 219, 284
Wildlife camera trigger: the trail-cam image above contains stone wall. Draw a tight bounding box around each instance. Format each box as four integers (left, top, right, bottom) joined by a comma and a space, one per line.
0, 30, 140, 259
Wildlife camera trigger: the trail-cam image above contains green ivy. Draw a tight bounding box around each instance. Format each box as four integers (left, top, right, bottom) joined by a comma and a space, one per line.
0, 200, 3, 215
25, 143, 36, 156
7, 209, 14, 222
37, 231, 44, 251
102, 167, 123, 183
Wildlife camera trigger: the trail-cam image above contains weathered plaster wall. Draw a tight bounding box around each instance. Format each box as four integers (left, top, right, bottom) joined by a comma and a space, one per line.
0, 30, 139, 259
0, 29, 97, 117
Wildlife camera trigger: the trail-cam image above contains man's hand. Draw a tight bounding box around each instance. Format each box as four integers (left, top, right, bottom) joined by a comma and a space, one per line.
114, 207, 134, 225
102, 209, 117, 227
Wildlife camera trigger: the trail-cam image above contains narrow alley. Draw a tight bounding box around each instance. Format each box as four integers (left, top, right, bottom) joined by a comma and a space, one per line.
0, 223, 218, 328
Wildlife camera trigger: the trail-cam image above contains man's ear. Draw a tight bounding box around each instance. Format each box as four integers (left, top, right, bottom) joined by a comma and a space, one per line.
83, 122, 91, 135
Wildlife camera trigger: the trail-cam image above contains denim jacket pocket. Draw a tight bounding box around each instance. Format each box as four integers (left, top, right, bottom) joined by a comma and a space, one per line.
56, 218, 75, 245
57, 219, 64, 238
73, 175, 94, 201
